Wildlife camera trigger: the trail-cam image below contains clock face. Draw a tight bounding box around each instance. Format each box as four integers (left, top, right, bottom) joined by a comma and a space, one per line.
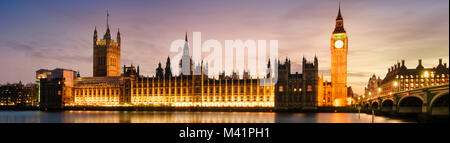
334, 40, 344, 49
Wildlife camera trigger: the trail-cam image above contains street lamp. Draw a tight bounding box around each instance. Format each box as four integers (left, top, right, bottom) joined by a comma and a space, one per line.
377, 88, 382, 97
423, 71, 429, 87
393, 81, 398, 93
423, 71, 429, 78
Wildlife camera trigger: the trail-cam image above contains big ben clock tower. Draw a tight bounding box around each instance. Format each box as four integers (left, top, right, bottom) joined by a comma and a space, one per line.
330, 4, 348, 106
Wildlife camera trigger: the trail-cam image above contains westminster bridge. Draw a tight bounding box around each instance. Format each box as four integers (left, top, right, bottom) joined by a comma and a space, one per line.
362, 84, 449, 116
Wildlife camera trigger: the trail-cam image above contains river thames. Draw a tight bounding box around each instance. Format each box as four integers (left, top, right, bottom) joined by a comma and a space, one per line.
0, 111, 411, 123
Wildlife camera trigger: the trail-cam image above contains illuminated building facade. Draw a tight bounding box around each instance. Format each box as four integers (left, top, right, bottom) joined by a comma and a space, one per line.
36, 13, 326, 110
371, 59, 449, 98
329, 4, 348, 106
65, 64, 275, 108
129, 75, 275, 108
316, 4, 350, 107
71, 76, 126, 106
318, 75, 333, 106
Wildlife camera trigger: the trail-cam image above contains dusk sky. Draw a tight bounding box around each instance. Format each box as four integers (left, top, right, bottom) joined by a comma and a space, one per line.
0, 0, 448, 94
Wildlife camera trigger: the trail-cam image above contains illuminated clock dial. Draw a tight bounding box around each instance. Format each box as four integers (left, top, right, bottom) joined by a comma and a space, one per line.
334, 40, 344, 49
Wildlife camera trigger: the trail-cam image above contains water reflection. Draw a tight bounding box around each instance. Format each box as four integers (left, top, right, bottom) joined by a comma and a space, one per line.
0, 111, 409, 123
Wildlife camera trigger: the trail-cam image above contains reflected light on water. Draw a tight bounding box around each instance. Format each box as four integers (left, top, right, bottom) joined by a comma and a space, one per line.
0, 111, 410, 123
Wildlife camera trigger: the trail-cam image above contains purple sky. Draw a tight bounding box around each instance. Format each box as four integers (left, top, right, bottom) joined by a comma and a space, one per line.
0, 0, 448, 94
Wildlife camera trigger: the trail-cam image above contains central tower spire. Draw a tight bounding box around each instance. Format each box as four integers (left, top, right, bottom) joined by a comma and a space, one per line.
107, 10, 110, 29
181, 32, 192, 75
104, 11, 111, 40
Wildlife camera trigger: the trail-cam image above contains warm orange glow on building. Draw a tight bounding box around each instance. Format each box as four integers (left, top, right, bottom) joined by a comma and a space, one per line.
67, 75, 275, 108
330, 5, 348, 107
364, 59, 449, 99
318, 4, 349, 107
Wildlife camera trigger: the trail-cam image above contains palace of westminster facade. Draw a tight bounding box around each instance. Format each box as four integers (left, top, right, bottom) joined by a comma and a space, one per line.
37, 6, 350, 109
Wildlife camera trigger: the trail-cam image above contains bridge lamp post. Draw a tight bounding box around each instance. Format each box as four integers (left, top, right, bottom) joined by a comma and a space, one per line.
357, 96, 363, 106
393, 81, 398, 93
377, 88, 382, 98
423, 71, 429, 87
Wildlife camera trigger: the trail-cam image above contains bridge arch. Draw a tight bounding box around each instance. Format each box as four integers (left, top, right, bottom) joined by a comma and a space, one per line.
371, 102, 379, 110
363, 103, 370, 110
429, 92, 449, 115
381, 99, 394, 112
398, 95, 424, 113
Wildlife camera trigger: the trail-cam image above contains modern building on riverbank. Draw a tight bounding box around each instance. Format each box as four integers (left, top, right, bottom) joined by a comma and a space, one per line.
36, 68, 78, 109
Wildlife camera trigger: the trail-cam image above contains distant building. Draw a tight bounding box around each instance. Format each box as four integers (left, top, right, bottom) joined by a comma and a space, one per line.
0, 81, 38, 106
364, 74, 382, 99
347, 86, 355, 104
365, 59, 449, 99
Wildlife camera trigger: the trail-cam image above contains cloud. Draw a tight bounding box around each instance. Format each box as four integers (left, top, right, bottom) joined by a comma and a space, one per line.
4, 40, 35, 51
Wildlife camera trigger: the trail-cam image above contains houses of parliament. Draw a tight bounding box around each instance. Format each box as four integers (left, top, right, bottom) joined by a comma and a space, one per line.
36, 5, 350, 110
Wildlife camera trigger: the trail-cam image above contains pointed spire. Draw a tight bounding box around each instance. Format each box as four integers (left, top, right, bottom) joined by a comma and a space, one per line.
137, 65, 140, 76
185, 32, 188, 42
104, 11, 111, 40
93, 26, 98, 42
337, 1, 343, 20
106, 10, 110, 29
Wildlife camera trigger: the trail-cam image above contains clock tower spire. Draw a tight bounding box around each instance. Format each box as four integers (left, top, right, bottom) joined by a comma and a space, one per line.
333, 1, 346, 34
330, 2, 348, 106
